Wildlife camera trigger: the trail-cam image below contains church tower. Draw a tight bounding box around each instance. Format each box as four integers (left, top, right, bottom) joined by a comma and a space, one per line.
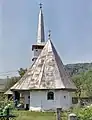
32, 4, 45, 62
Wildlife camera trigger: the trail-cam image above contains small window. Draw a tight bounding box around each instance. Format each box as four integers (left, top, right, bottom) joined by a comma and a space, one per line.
64, 96, 66, 99
28, 96, 30, 99
47, 92, 54, 100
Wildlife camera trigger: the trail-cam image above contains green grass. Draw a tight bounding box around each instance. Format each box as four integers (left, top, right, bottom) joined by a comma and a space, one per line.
14, 111, 56, 120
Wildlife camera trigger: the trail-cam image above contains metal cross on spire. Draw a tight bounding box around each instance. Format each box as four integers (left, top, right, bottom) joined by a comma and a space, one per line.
39, 3, 42, 9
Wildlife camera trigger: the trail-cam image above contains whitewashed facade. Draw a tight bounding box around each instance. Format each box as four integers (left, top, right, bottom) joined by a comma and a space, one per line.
29, 90, 72, 111
22, 90, 72, 111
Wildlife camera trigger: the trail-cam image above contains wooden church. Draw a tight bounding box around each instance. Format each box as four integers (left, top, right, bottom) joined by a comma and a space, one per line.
10, 4, 77, 111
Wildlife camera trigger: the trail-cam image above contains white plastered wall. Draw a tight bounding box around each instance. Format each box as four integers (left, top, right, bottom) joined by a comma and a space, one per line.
28, 90, 72, 111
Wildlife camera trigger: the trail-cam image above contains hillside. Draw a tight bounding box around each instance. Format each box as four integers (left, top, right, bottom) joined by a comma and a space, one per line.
64, 62, 92, 97
65, 62, 92, 76
0, 79, 8, 92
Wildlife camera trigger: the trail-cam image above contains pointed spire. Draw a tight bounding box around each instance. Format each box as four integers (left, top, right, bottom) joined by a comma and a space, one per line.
37, 3, 45, 44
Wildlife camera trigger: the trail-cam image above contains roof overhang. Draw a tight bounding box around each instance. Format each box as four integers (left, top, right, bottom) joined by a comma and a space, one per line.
11, 88, 77, 92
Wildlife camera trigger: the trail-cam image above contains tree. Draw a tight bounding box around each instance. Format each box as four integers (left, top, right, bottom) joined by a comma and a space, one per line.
18, 68, 27, 78
74, 107, 92, 120
72, 70, 92, 97
72, 73, 83, 100
83, 70, 92, 97
4, 68, 27, 92
4, 76, 20, 92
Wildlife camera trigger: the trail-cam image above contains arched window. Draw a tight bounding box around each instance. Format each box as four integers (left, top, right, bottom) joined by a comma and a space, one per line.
47, 91, 54, 100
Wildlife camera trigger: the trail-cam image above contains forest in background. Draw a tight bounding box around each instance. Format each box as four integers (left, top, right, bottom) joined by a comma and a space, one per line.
65, 62, 92, 76
1, 62, 92, 98
65, 62, 92, 97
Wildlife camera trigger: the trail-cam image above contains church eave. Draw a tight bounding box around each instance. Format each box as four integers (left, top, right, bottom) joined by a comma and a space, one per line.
11, 88, 77, 92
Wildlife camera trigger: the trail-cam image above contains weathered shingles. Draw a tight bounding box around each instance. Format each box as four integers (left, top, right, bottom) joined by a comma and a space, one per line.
11, 40, 76, 91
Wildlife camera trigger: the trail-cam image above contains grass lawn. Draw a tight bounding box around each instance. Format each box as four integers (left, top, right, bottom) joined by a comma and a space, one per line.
14, 111, 56, 120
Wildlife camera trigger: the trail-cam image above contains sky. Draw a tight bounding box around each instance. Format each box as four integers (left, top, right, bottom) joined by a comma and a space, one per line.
0, 0, 92, 77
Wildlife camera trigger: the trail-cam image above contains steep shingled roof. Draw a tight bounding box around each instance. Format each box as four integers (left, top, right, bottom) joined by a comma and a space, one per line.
11, 40, 76, 91
4, 89, 13, 95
